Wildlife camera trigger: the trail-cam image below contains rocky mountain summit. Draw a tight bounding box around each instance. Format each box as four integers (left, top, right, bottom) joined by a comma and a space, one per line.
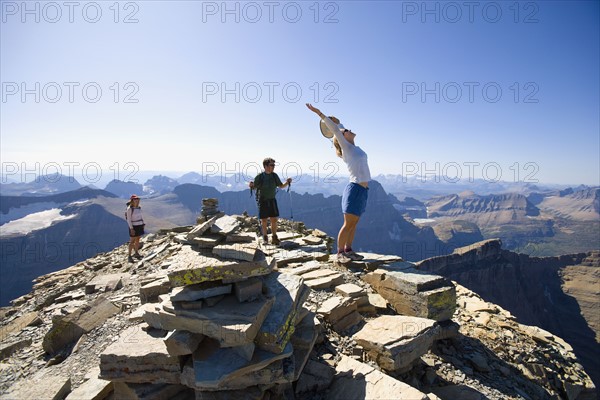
0, 202, 596, 399
415, 240, 600, 390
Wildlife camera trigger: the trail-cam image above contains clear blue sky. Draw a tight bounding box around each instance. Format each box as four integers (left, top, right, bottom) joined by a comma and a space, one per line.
1, 0, 599, 186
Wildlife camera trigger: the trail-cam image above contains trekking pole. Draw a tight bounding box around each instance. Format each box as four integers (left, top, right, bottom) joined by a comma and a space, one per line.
250, 187, 260, 237
287, 182, 293, 221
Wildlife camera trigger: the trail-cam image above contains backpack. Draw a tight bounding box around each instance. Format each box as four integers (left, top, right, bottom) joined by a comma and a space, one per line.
125, 202, 136, 220
254, 172, 265, 202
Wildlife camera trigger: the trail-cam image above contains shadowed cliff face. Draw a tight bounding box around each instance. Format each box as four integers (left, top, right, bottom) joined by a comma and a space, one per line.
0, 204, 128, 306
416, 241, 600, 392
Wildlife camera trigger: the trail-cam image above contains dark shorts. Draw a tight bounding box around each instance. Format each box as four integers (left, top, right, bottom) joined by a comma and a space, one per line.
342, 183, 369, 217
130, 224, 145, 237
258, 198, 279, 219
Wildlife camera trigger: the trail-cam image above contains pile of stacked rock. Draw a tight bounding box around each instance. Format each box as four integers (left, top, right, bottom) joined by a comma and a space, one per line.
201, 198, 220, 218
99, 213, 319, 399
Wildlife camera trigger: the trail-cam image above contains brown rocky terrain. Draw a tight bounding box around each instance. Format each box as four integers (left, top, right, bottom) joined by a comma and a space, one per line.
416, 241, 600, 395
423, 189, 599, 256
0, 203, 596, 399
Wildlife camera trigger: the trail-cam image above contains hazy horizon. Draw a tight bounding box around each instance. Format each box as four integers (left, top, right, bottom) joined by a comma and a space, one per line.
1, 167, 596, 190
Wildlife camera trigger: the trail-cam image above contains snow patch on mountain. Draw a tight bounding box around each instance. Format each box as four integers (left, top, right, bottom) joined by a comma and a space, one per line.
1, 209, 76, 236
0, 202, 61, 225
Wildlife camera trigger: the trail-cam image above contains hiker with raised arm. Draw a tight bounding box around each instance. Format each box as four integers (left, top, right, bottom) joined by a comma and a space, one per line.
249, 157, 292, 245
306, 103, 371, 263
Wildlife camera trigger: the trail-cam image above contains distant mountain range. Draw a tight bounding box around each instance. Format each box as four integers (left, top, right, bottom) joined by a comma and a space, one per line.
2, 171, 593, 199
0, 173, 82, 196
422, 188, 600, 255
1, 175, 598, 306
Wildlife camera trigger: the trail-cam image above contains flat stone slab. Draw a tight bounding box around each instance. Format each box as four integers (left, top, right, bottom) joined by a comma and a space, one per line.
256, 272, 309, 353
277, 260, 322, 276
187, 215, 220, 240
333, 310, 363, 333
303, 269, 344, 290
128, 303, 155, 322
326, 356, 429, 400
290, 313, 320, 381
335, 283, 366, 298
85, 273, 126, 294
380, 260, 416, 271
363, 269, 456, 321
213, 243, 259, 262
43, 297, 121, 354
164, 330, 204, 356
295, 360, 335, 394
317, 296, 357, 323
368, 293, 388, 309
100, 325, 181, 384
226, 232, 257, 243
200, 357, 294, 392
144, 295, 274, 347
234, 278, 262, 303
273, 249, 321, 267
302, 235, 323, 245
300, 268, 337, 281
311, 228, 328, 238
6, 369, 71, 400
192, 235, 223, 248
167, 246, 275, 287
65, 367, 112, 400
365, 268, 448, 295
211, 215, 240, 236
275, 231, 303, 241
140, 276, 171, 304
463, 297, 499, 313
353, 315, 441, 372
170, 282, 232, 302
0, 311, 40, 339
55, 289, 86, 303
0, 338, 32, 360
180, 338, 293, 390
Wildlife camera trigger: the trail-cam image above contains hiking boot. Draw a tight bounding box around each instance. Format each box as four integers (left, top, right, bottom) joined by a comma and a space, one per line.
271, 235, 280, 245
262, 235, 269, 244
345, 251, 364, 261
134, 253, 143, 260
128, 255, 134, 263
335, 252, 352, 264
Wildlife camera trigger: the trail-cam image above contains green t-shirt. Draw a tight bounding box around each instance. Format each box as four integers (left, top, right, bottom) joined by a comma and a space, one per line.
254, 172, 282, 200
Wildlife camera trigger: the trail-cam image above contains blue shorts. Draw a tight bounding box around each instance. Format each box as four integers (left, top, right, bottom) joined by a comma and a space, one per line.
342, 183, 368, 217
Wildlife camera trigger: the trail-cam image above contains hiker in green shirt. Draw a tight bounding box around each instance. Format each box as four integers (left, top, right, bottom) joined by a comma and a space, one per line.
249, 157, 292, 245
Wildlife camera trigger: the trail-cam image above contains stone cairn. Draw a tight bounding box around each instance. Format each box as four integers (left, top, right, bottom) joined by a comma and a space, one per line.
98, 214, 320, 398
201, 198, 220, 218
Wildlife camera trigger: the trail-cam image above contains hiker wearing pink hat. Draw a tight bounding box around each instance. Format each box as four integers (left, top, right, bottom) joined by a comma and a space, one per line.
126, 194, 145, 263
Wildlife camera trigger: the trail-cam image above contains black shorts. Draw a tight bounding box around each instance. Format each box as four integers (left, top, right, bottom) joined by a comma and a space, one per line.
130, 224, 145, 237
258, 198, 279, 219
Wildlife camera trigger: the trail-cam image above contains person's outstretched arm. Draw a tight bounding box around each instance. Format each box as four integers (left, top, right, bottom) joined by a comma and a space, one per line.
305, 103, 350, 148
